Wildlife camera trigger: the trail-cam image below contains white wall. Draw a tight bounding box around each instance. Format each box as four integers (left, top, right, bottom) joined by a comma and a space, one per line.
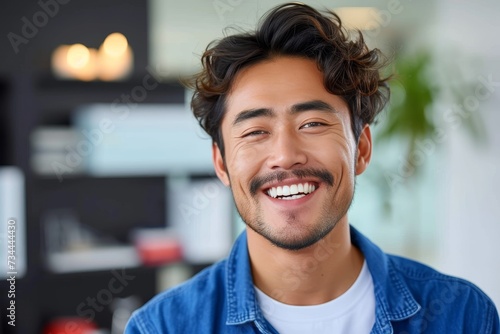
434, 0, 500, 308
149, 0, 435, 77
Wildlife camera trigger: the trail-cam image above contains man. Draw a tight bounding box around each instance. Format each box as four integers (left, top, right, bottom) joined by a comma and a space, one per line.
126, 3, 499, 333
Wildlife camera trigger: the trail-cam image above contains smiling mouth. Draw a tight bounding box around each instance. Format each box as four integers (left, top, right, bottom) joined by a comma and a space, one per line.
265, 182, 317, 200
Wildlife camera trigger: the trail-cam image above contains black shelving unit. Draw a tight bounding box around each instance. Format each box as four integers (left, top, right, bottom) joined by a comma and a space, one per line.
0, 74, 191, 334
0, 1, 212, 332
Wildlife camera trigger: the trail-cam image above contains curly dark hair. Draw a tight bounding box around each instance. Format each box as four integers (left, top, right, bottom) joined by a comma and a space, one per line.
187, 2, 390, 156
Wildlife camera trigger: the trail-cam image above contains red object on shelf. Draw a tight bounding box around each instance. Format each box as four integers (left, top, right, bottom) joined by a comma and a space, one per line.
132, 228, 183, 266
135, 237, 183, 266
43, 317, 98, 334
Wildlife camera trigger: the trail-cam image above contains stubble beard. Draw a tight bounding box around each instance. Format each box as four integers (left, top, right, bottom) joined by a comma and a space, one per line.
227, 166, 356, 251
235, 186, 355, 251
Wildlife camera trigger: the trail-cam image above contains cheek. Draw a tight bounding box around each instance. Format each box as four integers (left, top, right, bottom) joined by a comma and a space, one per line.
304, 137, 355, 175
227, 144, 263, 184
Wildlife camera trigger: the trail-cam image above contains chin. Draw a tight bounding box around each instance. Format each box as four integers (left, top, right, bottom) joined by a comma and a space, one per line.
248, 215, 337, 251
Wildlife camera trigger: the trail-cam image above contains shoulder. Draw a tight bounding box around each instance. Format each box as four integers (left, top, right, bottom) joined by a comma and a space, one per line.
125, 259, 228, 333
387, 254, 499, 332
388, 253, 490, 299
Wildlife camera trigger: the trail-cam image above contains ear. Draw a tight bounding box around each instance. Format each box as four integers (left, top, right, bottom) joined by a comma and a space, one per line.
212, 142, 230, 186
355, 125, 372, 175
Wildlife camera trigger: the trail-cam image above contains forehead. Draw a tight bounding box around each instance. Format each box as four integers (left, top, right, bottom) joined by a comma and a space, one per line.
225, 56, 348, 120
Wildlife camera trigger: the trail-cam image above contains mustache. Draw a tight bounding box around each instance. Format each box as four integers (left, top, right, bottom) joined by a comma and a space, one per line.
250, 168, 334, 196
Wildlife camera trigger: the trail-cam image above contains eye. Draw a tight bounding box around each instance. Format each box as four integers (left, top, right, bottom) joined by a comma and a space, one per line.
301, 122, 326, 129
242, 130, 268, 137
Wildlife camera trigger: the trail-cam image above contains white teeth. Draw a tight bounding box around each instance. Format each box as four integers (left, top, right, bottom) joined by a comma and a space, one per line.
276, 187, 283, 196
281, 194, 305, 200
266, 182, 318, 199
282, 185, 290, 196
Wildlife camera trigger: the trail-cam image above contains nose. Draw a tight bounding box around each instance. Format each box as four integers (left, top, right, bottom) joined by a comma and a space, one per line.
265, 128, 307, 170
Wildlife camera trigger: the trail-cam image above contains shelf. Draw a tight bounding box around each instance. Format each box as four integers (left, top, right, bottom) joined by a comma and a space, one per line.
46, 246, 141, 274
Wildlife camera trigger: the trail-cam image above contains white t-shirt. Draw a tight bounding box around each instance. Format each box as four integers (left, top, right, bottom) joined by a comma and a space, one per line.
254, 261, 375, 334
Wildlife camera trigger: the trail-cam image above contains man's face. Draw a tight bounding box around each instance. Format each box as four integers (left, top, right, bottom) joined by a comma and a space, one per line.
213, 56, 371, 250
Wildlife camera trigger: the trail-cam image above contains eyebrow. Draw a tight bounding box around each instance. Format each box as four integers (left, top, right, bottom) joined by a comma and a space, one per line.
291, 100, 339, 114
232, 100, 339, 126
232, 108, 274, 126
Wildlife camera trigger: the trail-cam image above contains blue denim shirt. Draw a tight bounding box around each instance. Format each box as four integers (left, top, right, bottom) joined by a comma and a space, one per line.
126, 226, 499, 333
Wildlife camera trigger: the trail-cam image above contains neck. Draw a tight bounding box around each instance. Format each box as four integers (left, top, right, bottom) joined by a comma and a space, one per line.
247, 218, 364, 306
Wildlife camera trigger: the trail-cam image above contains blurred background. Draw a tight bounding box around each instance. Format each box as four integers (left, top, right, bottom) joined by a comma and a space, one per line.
0, 0, 499, 333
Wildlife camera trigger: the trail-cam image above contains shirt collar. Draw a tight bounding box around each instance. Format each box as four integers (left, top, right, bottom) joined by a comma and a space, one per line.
225, 231, 265, 325
225, 226, 421, 329
350, 225, 421, 330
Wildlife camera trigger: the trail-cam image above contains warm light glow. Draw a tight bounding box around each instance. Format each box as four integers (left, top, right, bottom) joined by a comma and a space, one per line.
102, 32, 128, 57
52, 44, 98, 81
66, 44, 90, 69
334, 7, 380, 31
51, 33, 133, 81
73, 48, 98, 81
98, 33, 133, 81
51, 45, 72, 79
